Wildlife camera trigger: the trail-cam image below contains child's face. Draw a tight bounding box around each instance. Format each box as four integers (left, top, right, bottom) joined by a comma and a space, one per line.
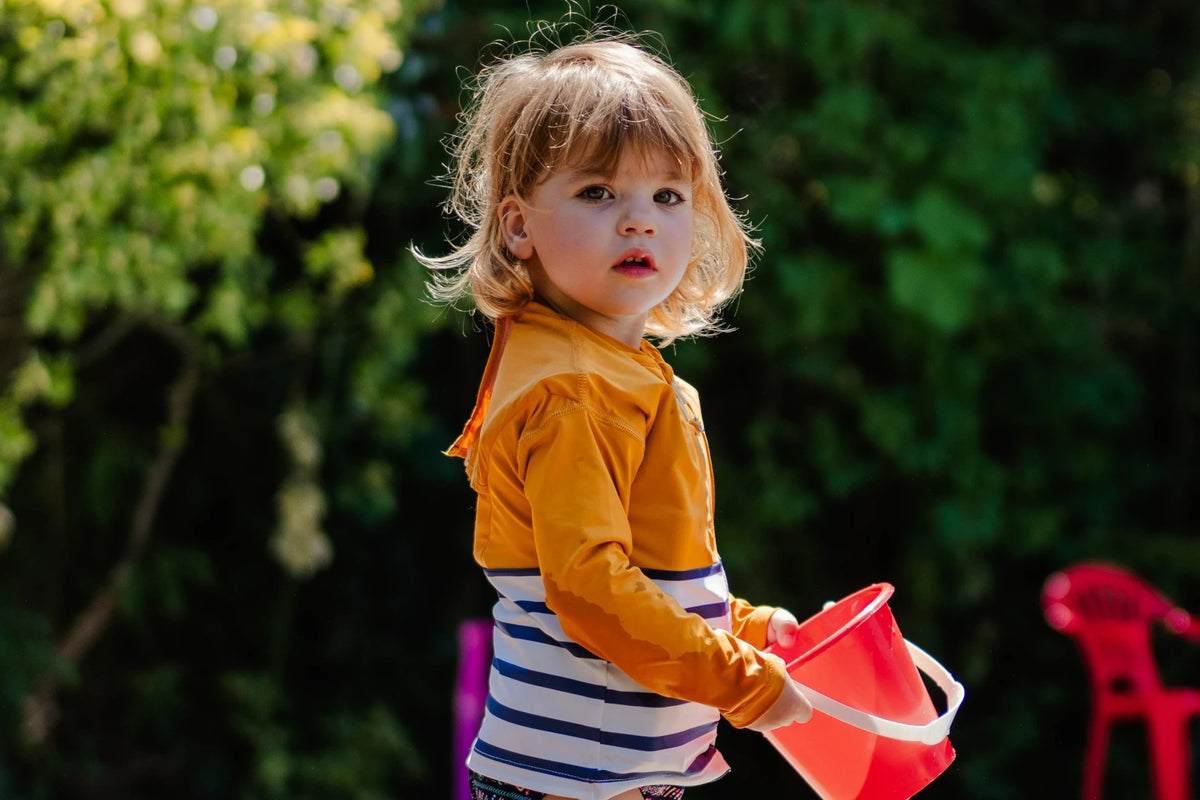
499, 146, 694, 348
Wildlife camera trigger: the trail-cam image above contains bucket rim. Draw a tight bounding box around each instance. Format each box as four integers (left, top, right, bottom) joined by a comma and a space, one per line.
782, 582, 895, 670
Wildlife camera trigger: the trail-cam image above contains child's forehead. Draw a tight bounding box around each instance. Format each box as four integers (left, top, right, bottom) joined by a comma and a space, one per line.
555, 144, 691, 182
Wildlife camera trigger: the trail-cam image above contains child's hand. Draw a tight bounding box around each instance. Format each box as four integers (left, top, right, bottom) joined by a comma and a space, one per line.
766, 608, 800, 649
748, 608, 813, 732
746, 674, 813, 732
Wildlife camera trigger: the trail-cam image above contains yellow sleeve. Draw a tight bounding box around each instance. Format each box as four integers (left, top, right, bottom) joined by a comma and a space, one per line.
730, 598, 778, 649
518, 402, 786, 728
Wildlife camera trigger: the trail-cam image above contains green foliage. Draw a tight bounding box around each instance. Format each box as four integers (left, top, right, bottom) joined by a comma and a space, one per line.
0, 0, 440, 795
224, 673, 424, 799
0, 0, 411, 494
0, 604, 71, 727
1, 0, 1199, 798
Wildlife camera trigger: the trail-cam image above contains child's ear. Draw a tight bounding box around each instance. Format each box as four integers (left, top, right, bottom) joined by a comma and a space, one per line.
498, 196, 534, 260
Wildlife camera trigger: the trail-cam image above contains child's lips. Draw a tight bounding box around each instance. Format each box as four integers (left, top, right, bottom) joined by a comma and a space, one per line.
613, 251, 656, 274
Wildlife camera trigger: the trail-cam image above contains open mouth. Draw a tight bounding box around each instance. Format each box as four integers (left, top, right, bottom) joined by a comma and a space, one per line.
615, 253, 655, 271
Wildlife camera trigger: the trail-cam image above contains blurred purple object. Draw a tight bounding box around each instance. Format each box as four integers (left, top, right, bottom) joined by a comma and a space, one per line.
453, 618, 493, 800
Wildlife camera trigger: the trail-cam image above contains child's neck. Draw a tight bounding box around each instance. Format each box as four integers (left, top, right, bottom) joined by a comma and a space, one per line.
531, 294, 646, 350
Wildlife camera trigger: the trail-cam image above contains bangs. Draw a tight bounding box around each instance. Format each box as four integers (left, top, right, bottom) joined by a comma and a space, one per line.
551, 91, 699, 179
503, 48, 707, 194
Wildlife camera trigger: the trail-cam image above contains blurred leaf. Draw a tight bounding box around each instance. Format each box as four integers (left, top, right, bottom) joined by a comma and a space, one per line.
910, 189, 991, 253
886, 248, 986, 333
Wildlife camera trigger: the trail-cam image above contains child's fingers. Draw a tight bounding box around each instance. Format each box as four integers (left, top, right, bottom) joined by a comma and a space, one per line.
767, 608, 800, 648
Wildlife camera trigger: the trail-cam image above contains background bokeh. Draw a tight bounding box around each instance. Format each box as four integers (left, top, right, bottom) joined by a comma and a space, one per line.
2, 0, 1198, 797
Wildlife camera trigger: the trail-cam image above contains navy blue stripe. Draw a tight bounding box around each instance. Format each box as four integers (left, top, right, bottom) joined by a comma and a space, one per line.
513, 599, 551, 614
490, 587, 546, 613
640, 562, 724, 581
495, 658, 606, 699
473, 738, 721, 784
485, 697, 717, 751
493, 658, 688, 708
606, 719, 717, 750
487, 564, 723, 581
685, 744, 722, 774
486, 696, 599, 742
686, 600, 730, 620
494, 620, 599, 660
605, 688, 691, 709
487, 563, 723, 582
508, 598, 726, 620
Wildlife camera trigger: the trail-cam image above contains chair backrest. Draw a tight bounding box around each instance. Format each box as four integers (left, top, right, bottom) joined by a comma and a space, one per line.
1042, 562, 1174, 697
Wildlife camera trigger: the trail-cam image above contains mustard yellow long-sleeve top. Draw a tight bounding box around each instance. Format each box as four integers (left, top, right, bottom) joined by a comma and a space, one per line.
450, 304, 790, 796
451, 303, 787, 723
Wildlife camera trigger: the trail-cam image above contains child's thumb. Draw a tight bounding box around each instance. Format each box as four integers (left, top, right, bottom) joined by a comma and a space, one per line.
769, 608, 800, 648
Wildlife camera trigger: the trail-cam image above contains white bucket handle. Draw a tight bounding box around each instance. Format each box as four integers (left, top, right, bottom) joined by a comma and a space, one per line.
791, 639, 966, 746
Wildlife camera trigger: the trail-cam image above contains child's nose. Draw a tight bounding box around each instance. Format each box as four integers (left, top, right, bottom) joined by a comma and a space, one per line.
619, 201, 656, 236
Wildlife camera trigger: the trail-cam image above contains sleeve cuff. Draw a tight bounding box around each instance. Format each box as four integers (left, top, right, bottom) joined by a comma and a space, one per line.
723, 649, 790, 729
731, 599, 779, 649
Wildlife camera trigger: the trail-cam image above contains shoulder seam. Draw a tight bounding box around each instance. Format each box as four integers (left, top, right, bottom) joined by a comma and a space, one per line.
518, 400, 644, 443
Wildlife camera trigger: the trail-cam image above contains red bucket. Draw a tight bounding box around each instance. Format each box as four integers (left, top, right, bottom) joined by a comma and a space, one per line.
763, 584, 965, 800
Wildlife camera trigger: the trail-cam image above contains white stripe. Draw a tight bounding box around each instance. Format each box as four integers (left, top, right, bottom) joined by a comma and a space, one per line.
486, 648, 719, 738
474, 562, 735, 797
488, 570, 731, 627
467, 745, 730, 800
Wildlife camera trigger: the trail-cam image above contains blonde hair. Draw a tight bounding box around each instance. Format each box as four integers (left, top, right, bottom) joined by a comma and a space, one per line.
416, 27, 758, 344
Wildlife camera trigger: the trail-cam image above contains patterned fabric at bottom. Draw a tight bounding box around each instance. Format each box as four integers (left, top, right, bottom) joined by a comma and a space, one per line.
468, 771, 685, 800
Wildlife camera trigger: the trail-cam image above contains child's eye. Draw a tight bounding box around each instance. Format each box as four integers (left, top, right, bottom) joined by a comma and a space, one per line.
579, 186, 612, 201
654, 189, 686, 205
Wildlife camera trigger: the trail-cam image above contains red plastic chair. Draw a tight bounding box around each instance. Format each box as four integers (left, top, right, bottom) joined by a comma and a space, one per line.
1042, 561, 1200, 800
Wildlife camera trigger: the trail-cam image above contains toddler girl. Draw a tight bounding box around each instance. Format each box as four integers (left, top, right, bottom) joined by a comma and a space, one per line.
418, 27, 813, 800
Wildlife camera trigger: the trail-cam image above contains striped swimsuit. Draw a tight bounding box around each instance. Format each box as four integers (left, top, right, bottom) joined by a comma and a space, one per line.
468, 563, 733, 796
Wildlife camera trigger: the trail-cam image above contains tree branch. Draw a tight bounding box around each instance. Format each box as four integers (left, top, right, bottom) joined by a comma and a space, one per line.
21, 322, 202, 747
